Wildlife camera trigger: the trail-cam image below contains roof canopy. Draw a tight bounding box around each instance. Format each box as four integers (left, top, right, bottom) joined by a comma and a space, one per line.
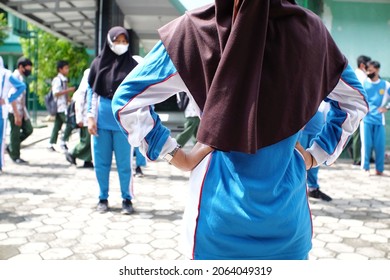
0, 0, 186, 51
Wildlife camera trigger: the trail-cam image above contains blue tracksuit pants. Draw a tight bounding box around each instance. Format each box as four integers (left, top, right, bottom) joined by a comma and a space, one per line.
93, 128, 133, 200
362, 122, 385, 172
135, 147, 146, 167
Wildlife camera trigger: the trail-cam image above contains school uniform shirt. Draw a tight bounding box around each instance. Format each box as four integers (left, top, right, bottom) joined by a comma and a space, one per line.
8, 70, 29, 120
363, 79, 390, 126
73, 88, 86, 126
112, 41, 368, 259
52, 73, 68, 113
355, 68, 367, 85
1, 66, 26, 119
184, 100, 199, 118
74, 70, 90, 127
1, 61, 26, 169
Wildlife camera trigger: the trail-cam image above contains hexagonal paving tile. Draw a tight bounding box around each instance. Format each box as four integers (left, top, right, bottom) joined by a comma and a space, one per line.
0, 224, 17, 233
55, 229, 82, 239
40, 248, 74, 260
7, 229, 36, 238
0, 245, 19, 259
151, 230, 178, 239
360, 234, 388, 243
126, 234, 154, 244
316, 233, 343, 243
123, 243, 154, 255
356, 247, 386, 258
35, 225, 62, 233
309, 247, 337, 258
19, 242, 50, 254
150, 239, 177, 249
72, 243, 103, 254
0, 237, 28, 246
95, 249, 127, 260
333, 230, 360, 239
8, 254, 42, 260
78, 234, 105, 244
149, 248, 182, 260
336, 253, 368, 260
326, 242, 355, 253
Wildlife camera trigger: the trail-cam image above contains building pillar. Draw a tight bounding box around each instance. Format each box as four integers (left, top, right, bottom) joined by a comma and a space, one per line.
95, 0, 124, 55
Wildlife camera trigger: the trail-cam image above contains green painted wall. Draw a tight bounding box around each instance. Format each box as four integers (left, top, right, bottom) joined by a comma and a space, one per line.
322, 0, 390, 79
322, 0, 390, 150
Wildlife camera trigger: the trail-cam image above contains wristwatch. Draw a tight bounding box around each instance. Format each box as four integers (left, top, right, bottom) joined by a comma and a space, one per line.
163, 144, 181, 163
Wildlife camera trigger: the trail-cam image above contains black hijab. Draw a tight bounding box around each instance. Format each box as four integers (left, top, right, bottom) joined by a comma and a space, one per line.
158, 0, 347, 153
88, 26, 138, 99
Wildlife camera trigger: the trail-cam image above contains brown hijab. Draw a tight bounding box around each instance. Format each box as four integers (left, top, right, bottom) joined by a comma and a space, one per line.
159, 0, 347, 153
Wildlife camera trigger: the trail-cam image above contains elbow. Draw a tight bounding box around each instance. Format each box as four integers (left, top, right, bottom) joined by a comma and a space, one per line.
360, 103, 369, 118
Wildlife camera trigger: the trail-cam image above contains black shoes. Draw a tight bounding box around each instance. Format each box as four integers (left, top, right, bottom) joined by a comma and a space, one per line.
7, 145, 28, 164
13, 158, 28, 164
97, 199, 109, 212
66, 155, 93, 168
135, 166, 144, 177
65, 152, 76, 165
48, 146, 56, 152
83, 161, 94, 168
121, 199, 134, 215
308, 188, 332, 202
60, 144, 68, 152
96, 199, 134, 214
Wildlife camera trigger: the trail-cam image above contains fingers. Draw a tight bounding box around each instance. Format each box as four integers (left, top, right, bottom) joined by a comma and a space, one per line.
88, 126, 97, 135
87, 117, 97, 135
295, 141, 305, 154
295, 141, 313, 170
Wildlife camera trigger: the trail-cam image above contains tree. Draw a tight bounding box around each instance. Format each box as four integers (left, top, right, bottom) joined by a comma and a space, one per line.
20, 27, 91, 105
0, 12, 9, 45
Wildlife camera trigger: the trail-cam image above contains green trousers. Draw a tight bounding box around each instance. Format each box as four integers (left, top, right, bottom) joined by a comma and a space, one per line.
351, 128, 361, 163
49, 112, 73, 144
176, 116, 200, 147
8, 113, 33, 160
70, 127, 92, 162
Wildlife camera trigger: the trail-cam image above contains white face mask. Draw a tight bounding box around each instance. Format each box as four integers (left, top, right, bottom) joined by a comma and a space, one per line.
107, 33, 129, 56
111, 44, 129, 56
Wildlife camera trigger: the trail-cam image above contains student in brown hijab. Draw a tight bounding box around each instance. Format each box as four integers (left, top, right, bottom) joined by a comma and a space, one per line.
113, 0, 368, 259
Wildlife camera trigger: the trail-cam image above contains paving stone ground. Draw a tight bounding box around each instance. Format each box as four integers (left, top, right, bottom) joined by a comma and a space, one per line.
0, 115, 389, 260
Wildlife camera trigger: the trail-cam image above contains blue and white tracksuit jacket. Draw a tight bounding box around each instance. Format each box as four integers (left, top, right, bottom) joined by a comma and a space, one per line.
361, 79, 390, 172
112, 41, 368, 260
1, 66, 26, 169
300, 108, 326, 189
